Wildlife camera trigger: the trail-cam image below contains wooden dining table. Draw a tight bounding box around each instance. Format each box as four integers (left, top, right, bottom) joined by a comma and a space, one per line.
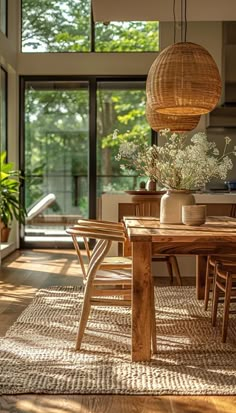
123, 215, 236, 362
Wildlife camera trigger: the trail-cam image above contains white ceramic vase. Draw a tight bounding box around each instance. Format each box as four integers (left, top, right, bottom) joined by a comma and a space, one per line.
160, 189, 195, 224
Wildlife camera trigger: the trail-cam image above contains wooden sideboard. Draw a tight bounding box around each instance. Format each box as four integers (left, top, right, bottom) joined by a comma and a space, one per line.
118, 194, 236, 222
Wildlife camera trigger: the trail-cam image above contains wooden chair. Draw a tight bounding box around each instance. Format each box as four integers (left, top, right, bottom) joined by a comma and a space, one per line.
212, 263, 236, 342
73, 219, 132, 278
66, 225, 157, 353
204, 203, 236, 310
204, 255, 236, 310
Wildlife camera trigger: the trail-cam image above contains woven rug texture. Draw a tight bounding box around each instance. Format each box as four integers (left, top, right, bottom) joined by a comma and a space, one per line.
0, 285, 236, 395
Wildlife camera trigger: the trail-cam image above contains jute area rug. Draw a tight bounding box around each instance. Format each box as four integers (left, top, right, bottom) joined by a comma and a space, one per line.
0, 286, 236, 395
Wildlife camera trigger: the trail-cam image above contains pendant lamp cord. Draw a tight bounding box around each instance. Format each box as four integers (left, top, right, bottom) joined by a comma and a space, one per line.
184, 0, 187, 42
173, 0, 176, 43
179, 0, 187, 42
173, 0, 188, 43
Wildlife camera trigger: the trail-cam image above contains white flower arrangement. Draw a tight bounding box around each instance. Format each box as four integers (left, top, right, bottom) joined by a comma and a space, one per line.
115, 129, 236, 190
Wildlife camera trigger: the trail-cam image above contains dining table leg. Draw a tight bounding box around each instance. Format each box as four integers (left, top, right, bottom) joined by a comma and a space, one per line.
196, 255, 207, 299
131, 240, 152, 362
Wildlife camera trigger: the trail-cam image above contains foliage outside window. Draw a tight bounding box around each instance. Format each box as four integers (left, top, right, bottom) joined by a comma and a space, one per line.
97, 83, 151, 195
24, 82, 89, 218
95, 21, 159, 52
22, 0, 91, 52
21, 0, 159, 52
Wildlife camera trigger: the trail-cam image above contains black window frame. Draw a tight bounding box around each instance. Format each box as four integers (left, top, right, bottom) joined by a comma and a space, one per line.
19, 74, 157, 248
0, 0, 8, 36
0, 65, 8, 156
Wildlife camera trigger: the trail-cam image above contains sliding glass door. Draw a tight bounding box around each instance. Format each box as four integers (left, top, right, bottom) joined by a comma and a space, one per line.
23, 80, 89, 245
21, 77, 150, 246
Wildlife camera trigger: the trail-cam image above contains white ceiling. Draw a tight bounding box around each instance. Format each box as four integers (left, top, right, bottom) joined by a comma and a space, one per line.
92, 0, 236, 22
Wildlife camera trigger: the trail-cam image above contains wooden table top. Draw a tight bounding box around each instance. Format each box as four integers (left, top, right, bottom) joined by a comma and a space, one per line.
124, 216, 236, 242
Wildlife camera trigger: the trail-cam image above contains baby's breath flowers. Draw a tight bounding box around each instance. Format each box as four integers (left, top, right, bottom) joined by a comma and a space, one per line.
115, 129, 236, 190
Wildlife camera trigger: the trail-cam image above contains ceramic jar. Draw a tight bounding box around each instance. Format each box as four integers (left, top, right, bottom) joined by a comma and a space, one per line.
160, 189, 195, 224
182, 205, 206, 226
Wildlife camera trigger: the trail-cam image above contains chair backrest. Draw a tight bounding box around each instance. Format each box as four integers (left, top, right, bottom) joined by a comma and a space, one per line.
74, 219, 126, 262
66, 225, 126, 281
77, 218, 124, 230
85, 238, 112, 287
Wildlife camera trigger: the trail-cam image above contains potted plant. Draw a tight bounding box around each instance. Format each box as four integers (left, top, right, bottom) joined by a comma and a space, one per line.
0, 152, 26, 242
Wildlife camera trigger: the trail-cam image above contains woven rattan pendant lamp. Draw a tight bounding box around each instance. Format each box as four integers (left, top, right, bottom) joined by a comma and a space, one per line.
146, 42, 222, 115
146, 102, 200, 132
146, 1, 222, 116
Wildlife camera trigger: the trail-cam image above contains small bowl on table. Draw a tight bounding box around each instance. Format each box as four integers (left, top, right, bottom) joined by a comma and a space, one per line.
182, 205, 206, 226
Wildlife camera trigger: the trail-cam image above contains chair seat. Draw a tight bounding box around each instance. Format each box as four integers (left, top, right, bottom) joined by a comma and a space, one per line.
101, 256, 132, 268
93, 269, 132, 285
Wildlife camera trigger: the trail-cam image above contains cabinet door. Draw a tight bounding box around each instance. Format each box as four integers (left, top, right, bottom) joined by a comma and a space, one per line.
204, 204, 234, 217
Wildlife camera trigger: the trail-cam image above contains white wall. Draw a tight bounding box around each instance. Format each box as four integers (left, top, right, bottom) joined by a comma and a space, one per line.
92, 0, 236, 22
160, 21, 223, 75
18, 22, 223, 78
17, 52, 158, 76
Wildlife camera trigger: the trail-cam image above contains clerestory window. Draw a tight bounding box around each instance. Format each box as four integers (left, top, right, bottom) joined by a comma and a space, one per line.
21, 0, 159, 53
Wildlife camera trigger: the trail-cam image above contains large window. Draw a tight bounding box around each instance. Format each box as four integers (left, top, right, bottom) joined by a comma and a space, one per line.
21, 0, 159, 52
0, 67, 7, 153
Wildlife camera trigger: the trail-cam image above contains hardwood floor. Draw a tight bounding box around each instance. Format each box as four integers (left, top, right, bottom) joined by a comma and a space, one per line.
0, 249, 235, 413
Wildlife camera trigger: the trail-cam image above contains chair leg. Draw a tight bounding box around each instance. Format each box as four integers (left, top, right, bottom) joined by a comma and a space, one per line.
222, 274, 232, 343
169, 256, 182, 286
204, 257, 212, 311
75, 285, 92, 351
212, 278, 220, 327
150, 278, 157, 354
166, 258, 174, 285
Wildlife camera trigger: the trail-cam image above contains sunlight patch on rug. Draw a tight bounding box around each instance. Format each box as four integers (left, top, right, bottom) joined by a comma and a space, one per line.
0, 286, 235, 395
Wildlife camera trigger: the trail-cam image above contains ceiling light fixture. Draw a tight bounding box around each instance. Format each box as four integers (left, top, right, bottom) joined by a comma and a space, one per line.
146, 102, 200, 132
146, 0, 222, 116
